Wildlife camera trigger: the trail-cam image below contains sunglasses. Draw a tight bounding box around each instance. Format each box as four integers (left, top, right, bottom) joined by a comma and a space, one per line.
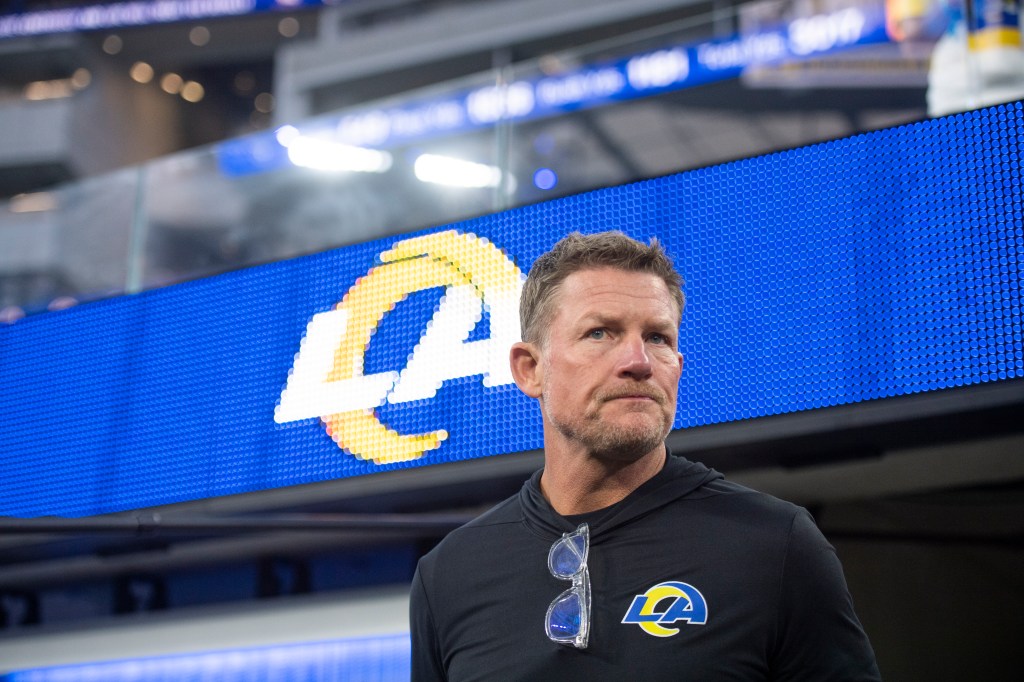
545, 522, 591, 649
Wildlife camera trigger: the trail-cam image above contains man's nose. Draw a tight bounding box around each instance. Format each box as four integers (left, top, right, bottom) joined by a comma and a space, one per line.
616, 335, 653, 379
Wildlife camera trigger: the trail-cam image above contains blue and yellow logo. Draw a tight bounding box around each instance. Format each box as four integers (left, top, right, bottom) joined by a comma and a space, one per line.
275, 230, 524, 465
621, 581, 708, 637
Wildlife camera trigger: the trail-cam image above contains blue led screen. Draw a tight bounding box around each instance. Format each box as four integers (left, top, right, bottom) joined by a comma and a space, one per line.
0, 1, 329, 40
1, 634, 411, 682
1, 103, 1021, 517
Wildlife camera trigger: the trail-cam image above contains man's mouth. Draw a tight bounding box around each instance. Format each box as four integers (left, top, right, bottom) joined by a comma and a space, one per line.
603, 391, 663, 404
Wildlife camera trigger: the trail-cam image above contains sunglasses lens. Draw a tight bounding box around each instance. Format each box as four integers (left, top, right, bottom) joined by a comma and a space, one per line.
548, 532, 586, 578
545, 589, 583, 640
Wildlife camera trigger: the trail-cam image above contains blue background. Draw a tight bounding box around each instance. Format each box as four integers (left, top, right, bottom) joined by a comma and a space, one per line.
1, 102, 1021, 517
2, 634, 411, 682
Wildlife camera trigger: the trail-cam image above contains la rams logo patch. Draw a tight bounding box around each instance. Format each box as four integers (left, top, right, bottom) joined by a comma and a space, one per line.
621, 581, 708, 637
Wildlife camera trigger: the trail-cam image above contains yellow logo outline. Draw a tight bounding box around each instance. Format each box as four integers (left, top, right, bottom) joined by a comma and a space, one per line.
319, 230, 523, 465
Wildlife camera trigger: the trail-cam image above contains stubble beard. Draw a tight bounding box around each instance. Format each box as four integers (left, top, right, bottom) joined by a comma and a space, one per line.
544, 394, 671, 463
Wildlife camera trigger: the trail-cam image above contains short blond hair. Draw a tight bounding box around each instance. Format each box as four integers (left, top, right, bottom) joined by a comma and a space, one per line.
519, 231, 685, 344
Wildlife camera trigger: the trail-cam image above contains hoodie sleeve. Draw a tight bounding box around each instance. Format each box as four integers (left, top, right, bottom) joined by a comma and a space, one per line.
771, 509, 882, 681
410, 560, 447, 682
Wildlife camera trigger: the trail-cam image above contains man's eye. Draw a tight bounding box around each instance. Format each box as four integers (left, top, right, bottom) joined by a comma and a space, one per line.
649, 333, 668, 345
588, 329, 605, 339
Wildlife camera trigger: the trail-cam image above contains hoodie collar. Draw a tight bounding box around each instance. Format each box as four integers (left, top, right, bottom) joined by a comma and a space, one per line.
519, 451, 722, 540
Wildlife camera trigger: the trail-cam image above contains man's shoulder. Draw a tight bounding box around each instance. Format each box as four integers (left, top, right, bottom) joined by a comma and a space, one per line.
688, 473, 808, 526
458, 493, 524, 532
660, 455, 803, 523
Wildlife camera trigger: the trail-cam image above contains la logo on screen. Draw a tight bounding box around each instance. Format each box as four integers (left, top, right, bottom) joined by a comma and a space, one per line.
274, 230, 524, 465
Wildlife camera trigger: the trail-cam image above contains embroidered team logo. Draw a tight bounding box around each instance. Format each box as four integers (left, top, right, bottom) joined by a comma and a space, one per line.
621, 581, 708, 637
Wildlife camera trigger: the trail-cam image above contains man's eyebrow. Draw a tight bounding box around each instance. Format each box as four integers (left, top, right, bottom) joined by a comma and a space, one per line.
575, 313, 677, 330
575, 312, 617, 327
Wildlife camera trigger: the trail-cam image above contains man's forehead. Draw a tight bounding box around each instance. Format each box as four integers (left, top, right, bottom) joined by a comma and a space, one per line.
564, 267, 673, 295
556, 269, 680, 320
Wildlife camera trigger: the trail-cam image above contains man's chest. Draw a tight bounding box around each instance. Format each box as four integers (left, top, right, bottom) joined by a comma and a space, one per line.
439, 537, 777, 681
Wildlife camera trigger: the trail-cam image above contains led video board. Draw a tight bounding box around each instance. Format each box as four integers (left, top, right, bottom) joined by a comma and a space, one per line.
1, 103, 1021, 517
1, 633, 411, 682
0, 1, 327, 40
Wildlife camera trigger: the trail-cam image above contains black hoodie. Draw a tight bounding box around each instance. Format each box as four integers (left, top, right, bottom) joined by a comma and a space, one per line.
411, 454, 880, 681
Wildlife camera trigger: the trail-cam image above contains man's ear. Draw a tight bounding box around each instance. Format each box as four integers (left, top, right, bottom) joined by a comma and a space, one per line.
509, 341, 543, 398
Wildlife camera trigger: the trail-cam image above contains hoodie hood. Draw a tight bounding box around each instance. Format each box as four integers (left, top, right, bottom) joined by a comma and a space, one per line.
519, 452, 723, 541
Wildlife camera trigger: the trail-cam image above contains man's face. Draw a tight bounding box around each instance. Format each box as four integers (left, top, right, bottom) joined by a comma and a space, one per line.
532, 267, 683, 462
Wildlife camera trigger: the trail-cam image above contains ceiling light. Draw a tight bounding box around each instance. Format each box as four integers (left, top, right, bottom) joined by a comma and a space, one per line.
9, 192, 57, 213
276, 126, 392, 173
533, 168, 558, 190
181, 81, 205, 103
189, 26, 210, 46
413, 154, 503, 188
275, 125, 300, 146
70, 68, 91, 89
278, 17, 300, 38
161, 73, 184, 94
0, 306, 25, 324
254, 92, 275, 113
24, 80, 73, 100
102, 35, 122, 55
47, 297, 78, 312
129, 62, 154, 84
23, 82, 47, 100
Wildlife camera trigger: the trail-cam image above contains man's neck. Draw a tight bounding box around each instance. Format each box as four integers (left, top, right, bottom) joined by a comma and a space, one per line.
539, 443, 667, 516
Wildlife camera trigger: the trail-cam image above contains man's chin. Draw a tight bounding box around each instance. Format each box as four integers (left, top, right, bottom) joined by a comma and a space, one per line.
548, 406, 670, 461
587, 425, 666, 463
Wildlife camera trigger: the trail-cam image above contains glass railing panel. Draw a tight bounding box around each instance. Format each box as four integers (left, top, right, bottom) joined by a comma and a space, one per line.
134, 70, 512, 289
499, 0, 939, 202
4, 0, 1021, 317
0, 167, 138, 319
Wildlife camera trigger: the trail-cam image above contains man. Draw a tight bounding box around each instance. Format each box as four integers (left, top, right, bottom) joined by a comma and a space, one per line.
410, 231, 880, 680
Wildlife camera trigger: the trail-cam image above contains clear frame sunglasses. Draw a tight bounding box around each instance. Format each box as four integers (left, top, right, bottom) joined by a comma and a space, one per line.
544, 523, 591, 649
